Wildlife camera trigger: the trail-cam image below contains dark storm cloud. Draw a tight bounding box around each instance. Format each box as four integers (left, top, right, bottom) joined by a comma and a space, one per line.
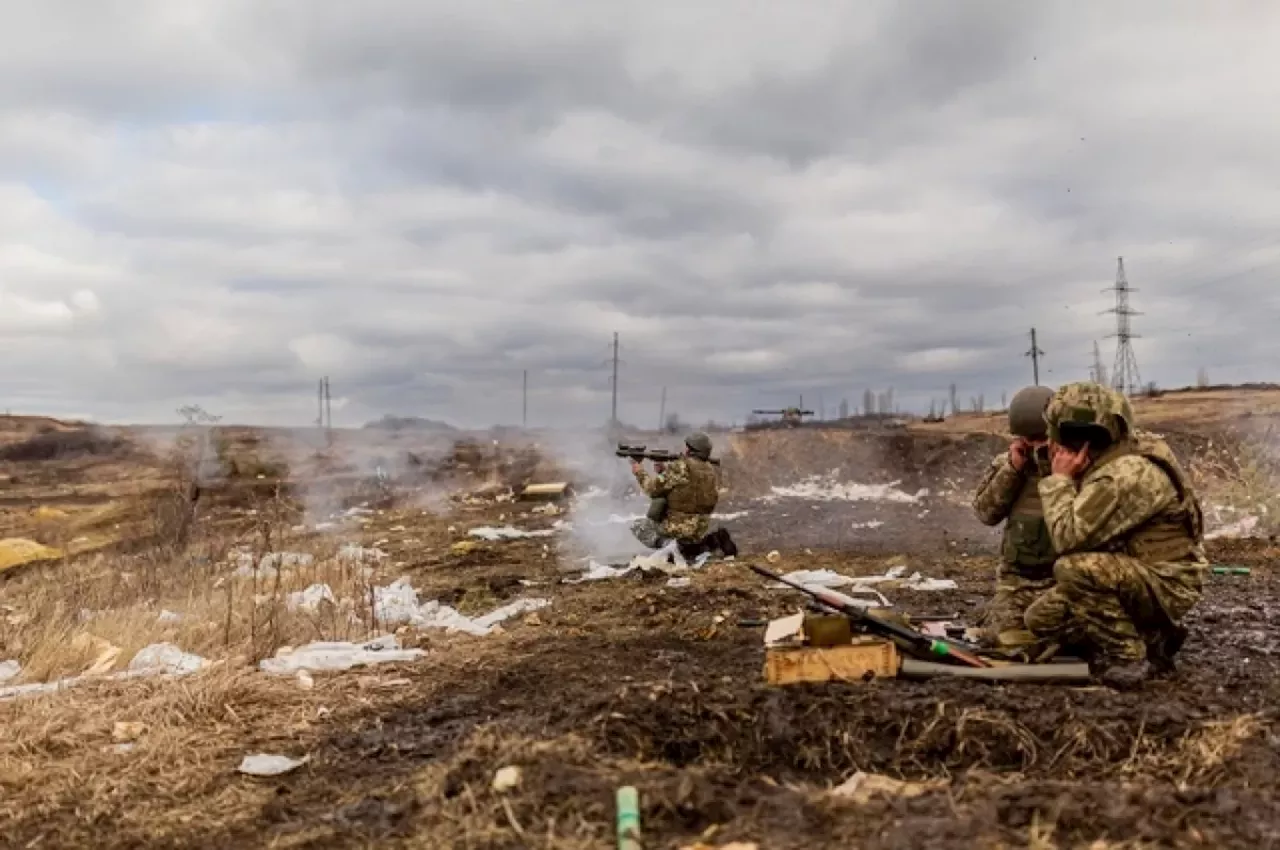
1, 0, 1278, 428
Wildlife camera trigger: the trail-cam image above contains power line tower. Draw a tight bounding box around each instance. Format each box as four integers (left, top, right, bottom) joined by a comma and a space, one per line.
522, 370, 528, 428
1103, 256, 1142, 395
1025, 327, 1044, 384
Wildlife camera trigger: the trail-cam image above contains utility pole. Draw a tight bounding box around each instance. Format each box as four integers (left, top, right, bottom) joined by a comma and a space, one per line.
316, 379, 324, 428
522, 370, 528, 429
657, 386, 666, 432
323, 377, 332, 432
610, 332, 620, 427
1104, 257, 1142, 395
1025, 328, 1044, 385
1090, 341, 1108, 386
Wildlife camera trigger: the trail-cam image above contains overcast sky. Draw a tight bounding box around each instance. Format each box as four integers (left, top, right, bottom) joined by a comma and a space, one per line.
3, 1, 1279, 429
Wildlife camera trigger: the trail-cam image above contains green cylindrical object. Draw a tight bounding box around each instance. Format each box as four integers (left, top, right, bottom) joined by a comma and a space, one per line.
1211, 566, 1251, 575
616, 786, 640, 850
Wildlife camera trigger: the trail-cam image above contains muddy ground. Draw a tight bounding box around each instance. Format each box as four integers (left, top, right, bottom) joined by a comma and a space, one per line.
0, 415, 1278, 849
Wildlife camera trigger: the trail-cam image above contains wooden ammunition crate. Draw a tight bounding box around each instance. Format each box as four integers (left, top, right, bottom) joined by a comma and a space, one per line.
764, 638, 899, 685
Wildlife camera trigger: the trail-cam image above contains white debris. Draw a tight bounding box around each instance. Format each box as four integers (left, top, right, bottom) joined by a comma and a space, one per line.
129, 643, 207, 675
287, 583, 337, 612
902, 575, 958, 591
338, 544, 387, 563
260, 552, 315, 570
156, 609, 183, 624
667, 577, 692, 588
259, 635, 425, 675
712, 511, 750, 521
0, 643, 206, 702
1206, 515, 1261, 540
238, 754, 310, 777
0, 660, 19, 684
771, 565, 955, 598
296, 670, 315, 690
492, 765, 522, 793
372, 577, 550, 636
565, 561, 639, 583
765, 475, 927, 504
468, 525, 556, 541
851, 520, 885, 530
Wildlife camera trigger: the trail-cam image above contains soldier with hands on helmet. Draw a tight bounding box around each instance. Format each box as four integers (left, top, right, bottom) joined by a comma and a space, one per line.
972, 385, 1058, 649
630, 432, 737, 558
1023, 381, 1207, 687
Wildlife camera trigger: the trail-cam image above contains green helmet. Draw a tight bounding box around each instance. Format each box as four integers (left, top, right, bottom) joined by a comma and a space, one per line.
1008, 385, 1054, 439
685, 431, 713, 459
1044, 381, 1134, 443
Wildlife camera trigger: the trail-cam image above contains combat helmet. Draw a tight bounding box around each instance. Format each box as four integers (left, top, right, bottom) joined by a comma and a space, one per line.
685, 431, 713, 460
1044, 381, 1134, 443
1008, 385, 1054, 439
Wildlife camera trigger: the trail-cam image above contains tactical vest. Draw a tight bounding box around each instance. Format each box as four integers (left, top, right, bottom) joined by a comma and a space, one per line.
666, 458, 719, 516
1091, 437, 1204, 563
1000, 471, 1056, 578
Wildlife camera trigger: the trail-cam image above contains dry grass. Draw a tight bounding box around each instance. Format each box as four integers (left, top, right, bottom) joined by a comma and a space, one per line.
0, 497, 396, 686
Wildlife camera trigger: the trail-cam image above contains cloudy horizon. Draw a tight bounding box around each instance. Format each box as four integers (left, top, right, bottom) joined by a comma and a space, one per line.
3, 1, 1278, 429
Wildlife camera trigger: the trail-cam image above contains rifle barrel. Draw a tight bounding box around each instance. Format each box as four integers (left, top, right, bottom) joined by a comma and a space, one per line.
747, 563, 989, 668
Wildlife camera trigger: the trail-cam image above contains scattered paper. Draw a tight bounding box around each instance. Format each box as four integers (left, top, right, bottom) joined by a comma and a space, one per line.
287, 583, 337, 612
129, 643, 207, 675
259, 635, 425, 675
830, 771, 946, 804
373, 577, 550, 636
1206, 515, 1260, 540
492, 765, 522, 793
112, 721, 147, 743
468, 525, 556, 541
338, 544, 387, 563
238, 754, 309, 777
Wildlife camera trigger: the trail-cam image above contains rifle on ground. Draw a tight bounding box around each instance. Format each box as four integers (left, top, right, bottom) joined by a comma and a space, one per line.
616, 444, 720, 465
747, 563, 991, 668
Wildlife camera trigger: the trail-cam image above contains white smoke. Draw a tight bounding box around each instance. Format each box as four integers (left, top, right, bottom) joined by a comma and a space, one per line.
539, 429, 651, 564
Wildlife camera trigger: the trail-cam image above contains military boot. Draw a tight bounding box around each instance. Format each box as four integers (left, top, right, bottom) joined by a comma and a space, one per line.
1091, 656, 1149, 690
1145, 623, 1188, 677
716, 528, 739, 558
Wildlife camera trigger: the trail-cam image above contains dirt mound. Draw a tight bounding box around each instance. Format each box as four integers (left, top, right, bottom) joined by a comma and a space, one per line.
0, 428, 130, 463
720, 429, 1005, 501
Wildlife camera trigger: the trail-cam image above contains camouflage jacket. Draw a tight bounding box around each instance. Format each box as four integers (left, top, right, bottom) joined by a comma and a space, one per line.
1038, 443, 1185, 557
634, 458, 717, 542
972, 453, 1023, 526
973, 451, 1056, 574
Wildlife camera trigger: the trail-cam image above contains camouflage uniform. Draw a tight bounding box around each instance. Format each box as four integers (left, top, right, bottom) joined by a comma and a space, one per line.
1024, 383, 1207, 666
972, 450, 1056, 647
631, 456, 719, 547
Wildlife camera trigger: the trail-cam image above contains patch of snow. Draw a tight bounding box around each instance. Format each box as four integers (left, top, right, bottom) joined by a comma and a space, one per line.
764, 474, 927, 504
0, 660, 19, 684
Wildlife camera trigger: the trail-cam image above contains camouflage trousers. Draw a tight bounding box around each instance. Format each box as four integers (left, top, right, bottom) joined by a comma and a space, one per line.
980, 567, 1056, 649
630, 518, 670, 549
630, 514, 709, 548
1024, 552, 1205, 663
